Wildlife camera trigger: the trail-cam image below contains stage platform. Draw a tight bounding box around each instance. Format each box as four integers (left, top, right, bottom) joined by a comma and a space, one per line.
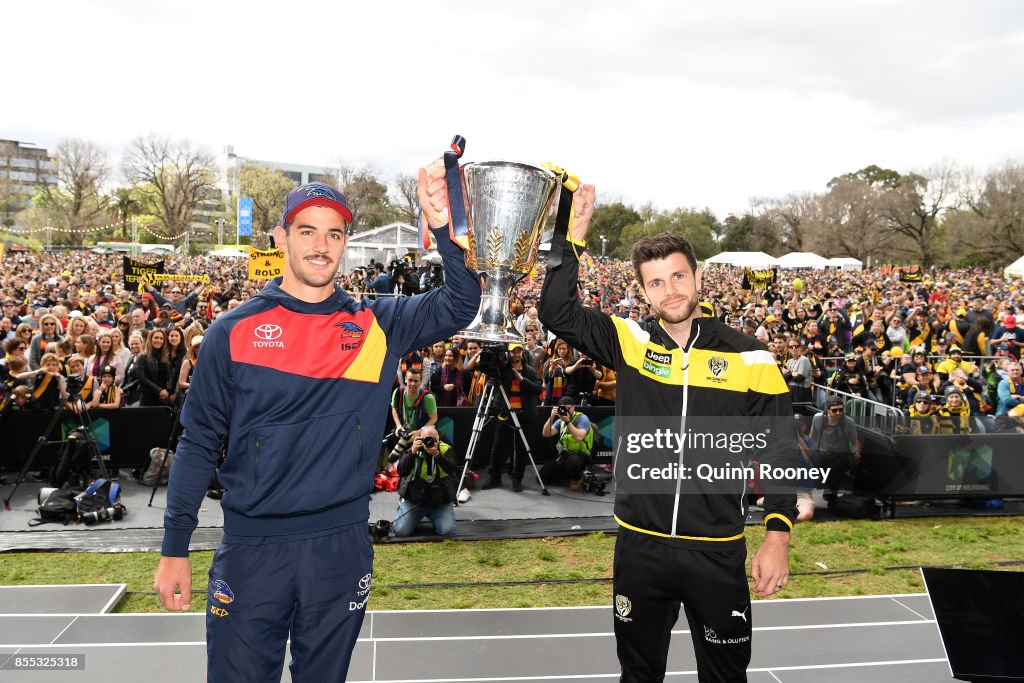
0, 586, 950, 682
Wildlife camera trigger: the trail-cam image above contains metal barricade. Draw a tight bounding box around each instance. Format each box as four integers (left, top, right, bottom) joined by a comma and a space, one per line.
812, 383, 905, 436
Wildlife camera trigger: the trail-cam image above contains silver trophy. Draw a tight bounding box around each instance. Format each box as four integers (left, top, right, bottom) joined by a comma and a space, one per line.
459, 161, 558, 343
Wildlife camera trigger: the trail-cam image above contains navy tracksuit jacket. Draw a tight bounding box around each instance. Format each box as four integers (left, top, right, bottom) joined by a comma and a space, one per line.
162, 225, 480, 682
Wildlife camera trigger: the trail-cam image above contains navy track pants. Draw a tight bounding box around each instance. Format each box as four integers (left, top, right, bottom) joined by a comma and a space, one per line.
206, 522, 373, 682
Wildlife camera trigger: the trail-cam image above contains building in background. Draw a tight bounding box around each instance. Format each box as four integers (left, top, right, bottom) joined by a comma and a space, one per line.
0, 139, 57, 227
221, 145, 334, 197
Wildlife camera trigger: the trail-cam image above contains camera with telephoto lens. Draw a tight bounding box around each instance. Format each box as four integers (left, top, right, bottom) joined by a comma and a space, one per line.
421, 435, 437, 449
387, 428, 414, 463
81, 503, 126, 525
557, 405, 569, 417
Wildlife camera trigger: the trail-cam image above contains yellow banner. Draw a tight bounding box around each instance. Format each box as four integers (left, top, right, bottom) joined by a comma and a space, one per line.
249, 248, 285, 280
153, 273, 210, 283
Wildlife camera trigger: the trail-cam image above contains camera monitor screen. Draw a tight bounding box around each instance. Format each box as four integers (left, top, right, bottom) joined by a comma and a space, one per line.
922, 567, 1024, 682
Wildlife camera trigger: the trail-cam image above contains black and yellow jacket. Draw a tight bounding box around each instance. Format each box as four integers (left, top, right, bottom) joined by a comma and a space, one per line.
539, 244, 797, 548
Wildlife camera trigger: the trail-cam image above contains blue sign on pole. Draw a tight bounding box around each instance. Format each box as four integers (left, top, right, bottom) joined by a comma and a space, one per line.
237, 197, 254, 237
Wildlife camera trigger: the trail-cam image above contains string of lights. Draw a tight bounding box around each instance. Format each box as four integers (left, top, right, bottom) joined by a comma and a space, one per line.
10, 222, 191, 241
12, 222, 127, 235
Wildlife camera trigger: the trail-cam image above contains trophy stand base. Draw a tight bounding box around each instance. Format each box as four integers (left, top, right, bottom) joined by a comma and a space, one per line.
458, 274, 526, 344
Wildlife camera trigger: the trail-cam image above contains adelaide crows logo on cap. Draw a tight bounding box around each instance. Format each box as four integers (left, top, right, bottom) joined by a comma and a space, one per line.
305, 183, 337, 200
212, 579, 234, 605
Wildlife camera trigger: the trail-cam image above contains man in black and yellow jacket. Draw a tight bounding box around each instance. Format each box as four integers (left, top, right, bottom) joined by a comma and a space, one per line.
539, 184, 797, 683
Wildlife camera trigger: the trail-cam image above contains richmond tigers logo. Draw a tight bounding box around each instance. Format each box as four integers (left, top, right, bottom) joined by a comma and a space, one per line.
708, 356, 728, 377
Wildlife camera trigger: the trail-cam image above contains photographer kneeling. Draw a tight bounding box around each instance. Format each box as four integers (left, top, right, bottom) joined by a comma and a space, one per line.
540, 396, 593, 490
392, 426, 458, 537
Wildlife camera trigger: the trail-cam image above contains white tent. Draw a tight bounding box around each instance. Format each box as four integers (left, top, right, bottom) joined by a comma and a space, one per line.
1004, 255, 1024, 278
343, 222, 420, 270
826, 257, 864, 271
777, 252, 830, 270
703, 251, 780, 268
208, 246, 249, 258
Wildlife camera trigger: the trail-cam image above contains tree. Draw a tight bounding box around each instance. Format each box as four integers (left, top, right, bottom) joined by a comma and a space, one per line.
238, 164, 295, 236
719, 213, 779, 253
829, 164, 902, 189
391, 173, 420, 226
752, 192, 820, 252
880, 165, 959, 267
109, 187, 142, 239
122, 134, 219, 243
34, 139, 109, 246
951, 162, 1024, 265
0, 171, 17, 228
337, 165, 391, 232
617, 208, 719, 261
807, 175, 896, 263
590, 202, 642, 258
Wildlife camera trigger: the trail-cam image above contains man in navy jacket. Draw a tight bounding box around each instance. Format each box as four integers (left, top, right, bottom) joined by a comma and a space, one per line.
154, 169, 480, 682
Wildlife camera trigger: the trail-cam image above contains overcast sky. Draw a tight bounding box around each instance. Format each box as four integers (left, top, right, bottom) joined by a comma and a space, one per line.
5, 0, 1023, 219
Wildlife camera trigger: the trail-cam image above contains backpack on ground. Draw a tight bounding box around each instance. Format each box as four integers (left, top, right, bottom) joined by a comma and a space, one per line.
827, 493, 879, 519
29, 486, 80, 526
75, 478, 126, 525
142, 447, 173, 486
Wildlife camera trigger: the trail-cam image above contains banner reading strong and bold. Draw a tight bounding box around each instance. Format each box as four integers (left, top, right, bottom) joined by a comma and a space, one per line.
248, 247, 285, 280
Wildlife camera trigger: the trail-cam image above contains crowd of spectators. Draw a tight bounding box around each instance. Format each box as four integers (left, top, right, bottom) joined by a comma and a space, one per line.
3, 248, 1024, 516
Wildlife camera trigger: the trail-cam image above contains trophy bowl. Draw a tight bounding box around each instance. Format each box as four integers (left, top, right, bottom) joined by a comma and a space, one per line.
458, 161, 558, 343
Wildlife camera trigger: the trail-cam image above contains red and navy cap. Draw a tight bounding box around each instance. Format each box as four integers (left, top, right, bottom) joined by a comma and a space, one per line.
282, 182, 353, 225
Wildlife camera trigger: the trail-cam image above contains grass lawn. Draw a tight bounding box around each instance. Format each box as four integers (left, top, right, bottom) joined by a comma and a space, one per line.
1, 516, 1021, 613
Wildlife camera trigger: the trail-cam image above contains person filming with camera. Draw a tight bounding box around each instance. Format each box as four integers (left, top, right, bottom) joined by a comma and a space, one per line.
392, 425, 458, 537
482, 341, 542, 492
540, 395, 593, 490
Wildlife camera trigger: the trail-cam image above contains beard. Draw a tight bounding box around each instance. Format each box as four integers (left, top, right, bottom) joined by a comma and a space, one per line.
288, 250, 337, 289
652, 296, 698, 325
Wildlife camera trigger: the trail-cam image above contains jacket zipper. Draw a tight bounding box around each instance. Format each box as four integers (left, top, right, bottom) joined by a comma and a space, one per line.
612, 435, 623, 479
253, 437, 261, 494
670, 326, 699, 537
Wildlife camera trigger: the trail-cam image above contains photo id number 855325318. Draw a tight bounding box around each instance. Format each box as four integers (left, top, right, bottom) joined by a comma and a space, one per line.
2, 654, 86, 670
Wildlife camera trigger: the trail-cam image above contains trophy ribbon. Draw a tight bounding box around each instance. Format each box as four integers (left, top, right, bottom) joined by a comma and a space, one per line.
418, 134, 468, 251
543, 163, 582, 270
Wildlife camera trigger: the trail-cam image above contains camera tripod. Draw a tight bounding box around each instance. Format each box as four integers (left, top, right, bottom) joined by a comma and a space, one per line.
4, 395, 110, 509
456, 377, 549, 500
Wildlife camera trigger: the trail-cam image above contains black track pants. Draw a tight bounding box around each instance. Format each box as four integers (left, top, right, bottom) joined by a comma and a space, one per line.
613, 529, 752, 682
